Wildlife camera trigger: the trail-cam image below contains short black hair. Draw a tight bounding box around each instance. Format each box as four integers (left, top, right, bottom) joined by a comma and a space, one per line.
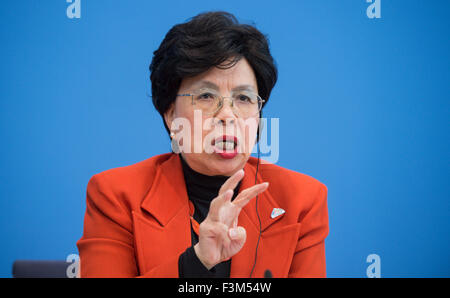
149, 11, 278, 134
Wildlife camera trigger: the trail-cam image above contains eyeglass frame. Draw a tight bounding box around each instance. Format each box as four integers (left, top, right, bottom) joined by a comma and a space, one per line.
176, 88, 266, 117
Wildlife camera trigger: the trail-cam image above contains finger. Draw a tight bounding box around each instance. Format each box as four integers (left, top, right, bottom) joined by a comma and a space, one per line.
208, 189, 233, 221
199, 222, 231, 265
232, 182, 269, 209
218, 169, 245, 196
229, 226, 246, 242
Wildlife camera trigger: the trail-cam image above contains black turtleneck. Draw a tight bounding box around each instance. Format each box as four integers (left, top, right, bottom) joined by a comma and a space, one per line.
178, 154, 241, 278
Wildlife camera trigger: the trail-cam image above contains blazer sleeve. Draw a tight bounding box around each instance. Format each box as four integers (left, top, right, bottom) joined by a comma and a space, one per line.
288, 183, 329, 277
76, 174, 181, 277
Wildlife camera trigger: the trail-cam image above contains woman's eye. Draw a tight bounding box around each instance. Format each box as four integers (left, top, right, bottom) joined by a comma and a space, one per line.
197, 93, 215, 100
236, 94, 252, 103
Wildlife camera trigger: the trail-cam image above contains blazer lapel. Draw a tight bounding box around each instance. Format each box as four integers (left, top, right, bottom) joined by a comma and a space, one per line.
140, 154, 189, 227
135, 154, 192, 274
230, 159, 300, 278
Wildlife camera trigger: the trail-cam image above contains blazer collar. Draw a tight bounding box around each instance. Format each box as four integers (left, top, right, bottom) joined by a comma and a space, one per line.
140, 154, 284, 230
230, 158, 287, 277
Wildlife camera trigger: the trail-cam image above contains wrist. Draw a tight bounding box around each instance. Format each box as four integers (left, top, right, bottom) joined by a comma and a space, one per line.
193, 243, 215, 270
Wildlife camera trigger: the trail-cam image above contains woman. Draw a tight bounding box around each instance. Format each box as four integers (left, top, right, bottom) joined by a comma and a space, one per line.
77, 11, 329, 278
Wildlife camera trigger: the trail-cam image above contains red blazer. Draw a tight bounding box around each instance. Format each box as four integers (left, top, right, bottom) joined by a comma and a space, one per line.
77, 153, 329, 277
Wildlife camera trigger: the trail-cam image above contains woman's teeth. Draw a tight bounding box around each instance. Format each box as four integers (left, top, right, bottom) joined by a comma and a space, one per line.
215, 140, 235, 151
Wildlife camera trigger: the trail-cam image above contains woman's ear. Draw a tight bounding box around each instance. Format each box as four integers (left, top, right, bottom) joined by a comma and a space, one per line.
163, 103, 175, 131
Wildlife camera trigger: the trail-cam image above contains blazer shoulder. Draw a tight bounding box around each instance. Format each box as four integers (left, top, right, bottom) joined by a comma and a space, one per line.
86, 153, 173, 207
248, 157, 326, 191
92, 153, 172, 182
247, 157, 327, 210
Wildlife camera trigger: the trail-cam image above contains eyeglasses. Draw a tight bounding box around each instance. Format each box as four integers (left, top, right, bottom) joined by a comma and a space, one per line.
177, 88, 265, 117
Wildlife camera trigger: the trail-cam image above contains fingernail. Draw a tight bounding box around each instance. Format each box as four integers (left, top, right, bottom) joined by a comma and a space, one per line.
229, 228, 237, 239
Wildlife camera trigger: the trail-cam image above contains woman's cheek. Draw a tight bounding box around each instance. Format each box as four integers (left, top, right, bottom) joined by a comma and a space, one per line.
237, 117, 258, 155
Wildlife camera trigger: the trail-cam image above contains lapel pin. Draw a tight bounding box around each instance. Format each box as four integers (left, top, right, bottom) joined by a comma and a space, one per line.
271, 208, 285, 219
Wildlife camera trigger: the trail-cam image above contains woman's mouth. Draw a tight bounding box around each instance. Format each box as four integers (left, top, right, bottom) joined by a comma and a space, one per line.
212, 135, 238, 159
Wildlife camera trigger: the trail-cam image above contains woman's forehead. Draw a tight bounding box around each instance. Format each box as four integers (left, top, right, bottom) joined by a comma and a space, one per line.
192, 81, 257, 93
181, 58, 258, 92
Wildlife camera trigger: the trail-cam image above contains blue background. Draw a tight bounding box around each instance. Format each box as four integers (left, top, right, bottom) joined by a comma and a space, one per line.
0, 0, 448, 277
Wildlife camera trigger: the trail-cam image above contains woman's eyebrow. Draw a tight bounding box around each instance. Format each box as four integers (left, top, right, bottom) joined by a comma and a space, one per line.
193, 81, 256, 92
232, 85, 256, 92
193, 81, 219, 90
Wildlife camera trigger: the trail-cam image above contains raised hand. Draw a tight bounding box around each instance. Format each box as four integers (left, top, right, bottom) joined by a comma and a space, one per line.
193, 169, 269, 269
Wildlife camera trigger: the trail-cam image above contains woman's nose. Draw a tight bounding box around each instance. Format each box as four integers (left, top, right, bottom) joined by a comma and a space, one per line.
214, 97, 238, 123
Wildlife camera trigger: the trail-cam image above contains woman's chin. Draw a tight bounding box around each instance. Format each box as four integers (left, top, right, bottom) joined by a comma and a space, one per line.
182, 152, 249, 176
207, 153, 247, 176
